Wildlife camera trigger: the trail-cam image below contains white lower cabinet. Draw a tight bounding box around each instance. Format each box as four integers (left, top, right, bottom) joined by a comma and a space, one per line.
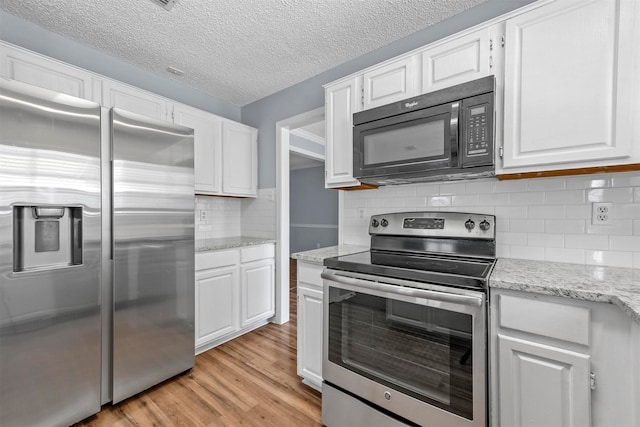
296, 261, 324, 391
195, 244, 275, 353
491, 288, 639, 427
497, 335, 591, 427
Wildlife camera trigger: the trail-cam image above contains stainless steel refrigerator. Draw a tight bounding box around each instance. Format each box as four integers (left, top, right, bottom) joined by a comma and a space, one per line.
0, 78, 195, 427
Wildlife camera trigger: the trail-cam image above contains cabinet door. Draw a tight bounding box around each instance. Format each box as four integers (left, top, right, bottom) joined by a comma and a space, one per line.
102, 79, 170, 121
421, 27, 491, 93
501, 0, 636, 172
195, 266, 238, 346
0, 42, 97, 100
240, 259, 274, 327
325, 76, 362, 188
297, 284, 323, 389
497, 334, 591, 427
221, 121, 257, 197
362, 56, 418, 110
174, 104, 222, 194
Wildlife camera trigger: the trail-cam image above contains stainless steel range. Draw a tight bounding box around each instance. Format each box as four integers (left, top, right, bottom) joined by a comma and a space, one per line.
321, 211, 496, 427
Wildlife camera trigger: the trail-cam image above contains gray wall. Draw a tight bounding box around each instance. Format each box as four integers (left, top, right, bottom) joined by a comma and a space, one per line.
0, 11, 240, 121
290, 166, 338, 253
241, 0, 537, 189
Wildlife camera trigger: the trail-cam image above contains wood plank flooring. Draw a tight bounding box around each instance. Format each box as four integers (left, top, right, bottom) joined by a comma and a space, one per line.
76, 258, 322, 426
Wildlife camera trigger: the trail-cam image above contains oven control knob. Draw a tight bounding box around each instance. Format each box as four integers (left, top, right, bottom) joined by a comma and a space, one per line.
465, 219, 475, 230
380, 218, 389, 227
371, 219, 379, 228
479, 220, 491, 231
384, 391, 392, 400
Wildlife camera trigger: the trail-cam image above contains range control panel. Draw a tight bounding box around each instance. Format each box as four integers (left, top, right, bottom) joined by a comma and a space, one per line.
369, 211, 495, 240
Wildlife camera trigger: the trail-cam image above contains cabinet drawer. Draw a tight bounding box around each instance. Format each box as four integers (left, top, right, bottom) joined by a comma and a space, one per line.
298, 262, 324, 287
499, 294, 590, 346
196, 249, 239, 271
240, 244, 275, 263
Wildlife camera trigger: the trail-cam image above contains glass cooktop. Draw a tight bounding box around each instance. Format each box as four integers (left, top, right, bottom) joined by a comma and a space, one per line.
323, 250, 495, 291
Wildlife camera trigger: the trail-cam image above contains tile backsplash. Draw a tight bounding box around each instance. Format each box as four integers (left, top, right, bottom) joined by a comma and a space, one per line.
241, 188, 277, 239
195, 196, 241, 239
341, 172, 640, 268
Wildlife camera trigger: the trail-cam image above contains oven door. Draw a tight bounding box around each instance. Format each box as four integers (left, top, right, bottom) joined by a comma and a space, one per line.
322, 269, 486, 427
352, 101, 459, 180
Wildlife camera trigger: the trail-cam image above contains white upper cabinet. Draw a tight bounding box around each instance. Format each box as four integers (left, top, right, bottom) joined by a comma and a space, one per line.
325, 76, 362, 188
0, 42, 98, 100
222, 120, 258, 197
174, 103, 222, 194
500, 0, 640, 174
421, 27, 493, 93
362, 56, 418, 110
101, 79, 171, 122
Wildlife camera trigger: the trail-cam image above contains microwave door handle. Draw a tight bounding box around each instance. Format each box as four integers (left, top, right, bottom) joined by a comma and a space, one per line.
450, 102, 460, 163
321, 271, 483, 307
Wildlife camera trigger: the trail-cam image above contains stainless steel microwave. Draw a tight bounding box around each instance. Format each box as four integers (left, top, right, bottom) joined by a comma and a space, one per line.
353, 76, 495, 185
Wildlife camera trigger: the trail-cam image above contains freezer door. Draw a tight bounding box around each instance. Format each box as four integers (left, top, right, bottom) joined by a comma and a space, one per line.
111, 108, 195, 403
0, 79, 102, 426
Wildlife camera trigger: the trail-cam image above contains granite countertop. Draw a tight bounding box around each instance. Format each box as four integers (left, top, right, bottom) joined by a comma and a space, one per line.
291, 245, 368, 263
491, 258, 640, 324
195, 236, 276, 252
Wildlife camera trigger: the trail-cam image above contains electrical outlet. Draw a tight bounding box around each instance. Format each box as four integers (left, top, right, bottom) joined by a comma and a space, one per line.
591, 202, 612, 225
358, 208, 366, 220
199, 210, 208, 221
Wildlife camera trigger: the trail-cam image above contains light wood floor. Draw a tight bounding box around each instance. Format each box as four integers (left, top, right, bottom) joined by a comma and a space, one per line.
76, 258, 322, 426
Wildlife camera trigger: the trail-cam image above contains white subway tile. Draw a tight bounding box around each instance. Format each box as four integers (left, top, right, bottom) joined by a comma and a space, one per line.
401, 197, 427, 208
494, 180, 527, 193
635, 220, 640, 236
614, 203, 640, 219
509, 219, 544, 233
544, 190, 585, 205
198, 225, 212, 232
452, 195, 480, 206
415, 183, 441, 196
585, 250, 632, 268
428, 196, 452, 207
527, 177, 566, 191
609, 236, 640, 252
366, 198, 387, 208
565, 205, 591, 219
495, 206, 528, 219
439, 182, 467, 195
511, 245, 545, 261
545, 219, 586, 234
496, 244, 511, 258
545, 247, 585, 264
634, 187, 640, 203
565, 174, 612, 190
528, 233, 564, 247
564, 234, 609, 250
496, 231, 527, 245
465, 180, 496, 194
586, 187, 634, 203
610, 172, 640, 187
634, 252, 640, 269
586, 220, 633, 236
477, 192, 510, 206
495, 219, 509, 232
510, 191, 544, 205
528, 205, 565, 219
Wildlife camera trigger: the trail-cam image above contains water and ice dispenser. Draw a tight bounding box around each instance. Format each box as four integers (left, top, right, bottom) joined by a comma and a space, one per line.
13, 206, 83, 272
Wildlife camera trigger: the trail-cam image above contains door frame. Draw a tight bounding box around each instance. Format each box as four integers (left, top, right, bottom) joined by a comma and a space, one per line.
274, 107, 324, 324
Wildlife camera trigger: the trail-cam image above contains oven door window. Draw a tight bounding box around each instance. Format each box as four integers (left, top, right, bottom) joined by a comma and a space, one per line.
328, 286, 474, 420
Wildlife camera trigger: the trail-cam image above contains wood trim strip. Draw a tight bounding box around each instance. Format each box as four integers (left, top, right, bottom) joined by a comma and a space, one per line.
497, 164, 640, 180
331, 183, 379, 191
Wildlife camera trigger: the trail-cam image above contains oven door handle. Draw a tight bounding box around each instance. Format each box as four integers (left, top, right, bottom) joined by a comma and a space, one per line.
321, 271, 483, 307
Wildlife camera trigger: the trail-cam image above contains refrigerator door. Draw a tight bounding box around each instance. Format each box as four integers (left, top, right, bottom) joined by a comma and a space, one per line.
111, 108, 195, 403
0, 79, 102, 426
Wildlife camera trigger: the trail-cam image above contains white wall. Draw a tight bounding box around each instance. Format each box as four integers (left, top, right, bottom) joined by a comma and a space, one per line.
342, 171, 640, 268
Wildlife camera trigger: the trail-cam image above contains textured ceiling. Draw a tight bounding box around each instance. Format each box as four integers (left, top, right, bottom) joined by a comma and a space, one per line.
0, 0, 487, 106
